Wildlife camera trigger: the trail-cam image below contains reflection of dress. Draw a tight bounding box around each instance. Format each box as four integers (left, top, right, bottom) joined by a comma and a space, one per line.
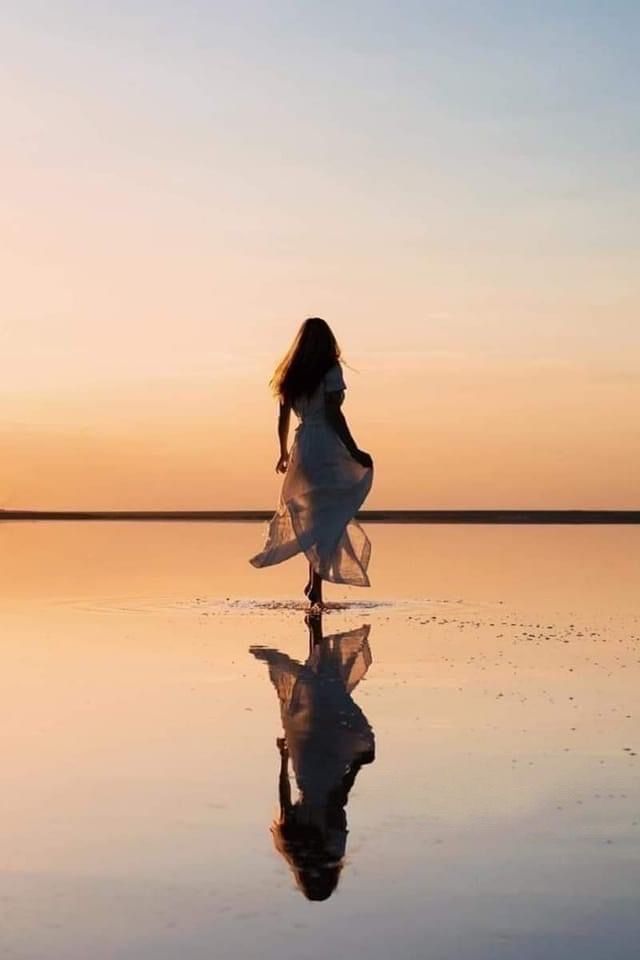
251, 625, 375, 807
249, 363, 373, 586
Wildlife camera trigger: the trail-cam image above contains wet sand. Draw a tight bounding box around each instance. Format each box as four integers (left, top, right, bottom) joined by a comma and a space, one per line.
1, 523, 639, 959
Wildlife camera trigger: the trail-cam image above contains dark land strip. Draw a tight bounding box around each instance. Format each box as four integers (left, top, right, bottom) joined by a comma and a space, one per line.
1, 510, 639, 524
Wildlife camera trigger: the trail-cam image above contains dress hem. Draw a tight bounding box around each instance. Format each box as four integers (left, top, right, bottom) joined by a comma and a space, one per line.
249, 492, 372, 588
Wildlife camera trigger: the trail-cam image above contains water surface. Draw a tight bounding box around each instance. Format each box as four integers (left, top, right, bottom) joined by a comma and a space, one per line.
1, 523, 638, 958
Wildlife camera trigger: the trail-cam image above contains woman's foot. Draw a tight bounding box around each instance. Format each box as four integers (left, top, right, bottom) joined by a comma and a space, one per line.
307, 599, 324, 617
307, 581, 324, 609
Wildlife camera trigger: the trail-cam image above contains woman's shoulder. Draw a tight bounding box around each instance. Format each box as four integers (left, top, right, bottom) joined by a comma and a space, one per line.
323, 362, 346, 392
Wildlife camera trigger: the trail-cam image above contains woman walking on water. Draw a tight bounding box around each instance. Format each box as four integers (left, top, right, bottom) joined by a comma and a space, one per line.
250, 317, 373, 608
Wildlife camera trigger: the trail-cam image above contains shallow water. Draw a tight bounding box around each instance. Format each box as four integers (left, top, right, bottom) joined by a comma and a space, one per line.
1, 523, 639, 959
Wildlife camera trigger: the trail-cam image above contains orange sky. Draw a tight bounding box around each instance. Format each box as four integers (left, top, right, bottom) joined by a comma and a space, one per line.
2, 351, 639, 509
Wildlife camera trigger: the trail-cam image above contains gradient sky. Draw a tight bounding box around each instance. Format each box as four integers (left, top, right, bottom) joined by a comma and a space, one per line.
2, 1, 639, 508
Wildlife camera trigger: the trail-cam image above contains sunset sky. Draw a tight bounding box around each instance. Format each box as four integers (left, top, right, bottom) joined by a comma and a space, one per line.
2, 1, 639, 508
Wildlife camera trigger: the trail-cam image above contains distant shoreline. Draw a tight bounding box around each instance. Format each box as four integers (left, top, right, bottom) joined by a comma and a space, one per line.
1, 510, 639, 524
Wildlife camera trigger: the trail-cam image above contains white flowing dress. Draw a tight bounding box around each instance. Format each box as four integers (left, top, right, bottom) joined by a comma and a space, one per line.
249, 363, 373, 586
250, 624, 375, 808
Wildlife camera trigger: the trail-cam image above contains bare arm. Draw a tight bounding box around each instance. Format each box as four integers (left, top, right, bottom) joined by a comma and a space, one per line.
325, 391, 373, 468
275, 400, 292, 473
277, 738, 292, 815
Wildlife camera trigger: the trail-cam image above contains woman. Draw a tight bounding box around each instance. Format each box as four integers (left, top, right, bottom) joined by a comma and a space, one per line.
250, 616, 376, 901
249, 317, 373, 607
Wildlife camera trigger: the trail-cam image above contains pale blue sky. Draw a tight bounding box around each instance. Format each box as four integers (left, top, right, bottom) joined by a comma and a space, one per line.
3, 1, 639, 386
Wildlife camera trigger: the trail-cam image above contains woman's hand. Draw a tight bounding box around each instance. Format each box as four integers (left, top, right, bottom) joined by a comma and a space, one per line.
353, 449, 373, 469
275, 452, 289, 474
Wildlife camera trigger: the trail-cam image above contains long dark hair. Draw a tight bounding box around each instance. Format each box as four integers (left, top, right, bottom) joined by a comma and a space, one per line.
270, 753, 372, 902
270, 317, 341, 403
271, 813, 344, 902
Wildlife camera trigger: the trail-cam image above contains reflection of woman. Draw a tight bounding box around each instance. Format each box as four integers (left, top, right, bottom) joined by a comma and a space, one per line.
249, 317, 373, 608
250, 617, 375, 901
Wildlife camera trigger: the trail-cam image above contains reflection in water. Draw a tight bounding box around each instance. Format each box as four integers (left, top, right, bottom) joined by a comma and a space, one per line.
250, 616, 375, 901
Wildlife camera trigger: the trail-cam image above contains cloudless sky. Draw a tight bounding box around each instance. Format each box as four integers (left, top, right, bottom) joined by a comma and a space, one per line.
2, 1, 639, 507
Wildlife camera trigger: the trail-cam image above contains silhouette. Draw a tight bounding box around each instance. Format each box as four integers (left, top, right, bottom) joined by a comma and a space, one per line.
250, 615, 375, 901
249, 317, 373, 608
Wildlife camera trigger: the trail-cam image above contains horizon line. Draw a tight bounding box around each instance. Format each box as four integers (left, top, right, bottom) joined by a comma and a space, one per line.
1, 509, 639, 524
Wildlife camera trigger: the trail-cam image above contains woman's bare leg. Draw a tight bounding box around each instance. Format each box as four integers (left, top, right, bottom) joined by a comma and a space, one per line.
304, 561, 314, 599
305, 610, 323, 653
308, 568, 323, 607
